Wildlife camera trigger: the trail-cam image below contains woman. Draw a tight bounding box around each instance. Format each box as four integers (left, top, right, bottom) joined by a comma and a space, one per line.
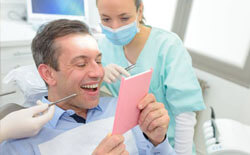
96, 0, 205, 154
0, 101, 55, 143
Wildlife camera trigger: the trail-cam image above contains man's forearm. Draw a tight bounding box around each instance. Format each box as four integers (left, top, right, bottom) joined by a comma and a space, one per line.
144, 134, 176, 155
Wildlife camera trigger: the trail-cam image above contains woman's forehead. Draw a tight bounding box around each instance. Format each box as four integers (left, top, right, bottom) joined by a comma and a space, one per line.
97, 0, 136, 11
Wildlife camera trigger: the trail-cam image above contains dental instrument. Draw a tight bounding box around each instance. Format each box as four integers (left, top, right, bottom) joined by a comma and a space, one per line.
49, 93, 77, 107
125, 64, 136, 71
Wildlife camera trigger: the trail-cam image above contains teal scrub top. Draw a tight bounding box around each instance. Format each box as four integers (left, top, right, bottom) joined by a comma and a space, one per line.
98, 27, 206, 146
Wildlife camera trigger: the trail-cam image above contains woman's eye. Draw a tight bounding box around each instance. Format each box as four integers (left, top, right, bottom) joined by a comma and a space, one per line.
121, 17, 129, 21
102, 18, 110, 22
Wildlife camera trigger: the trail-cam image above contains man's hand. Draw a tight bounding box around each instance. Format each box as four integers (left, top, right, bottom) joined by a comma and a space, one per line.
92, 134, 129, 155
138, 94, 170, 146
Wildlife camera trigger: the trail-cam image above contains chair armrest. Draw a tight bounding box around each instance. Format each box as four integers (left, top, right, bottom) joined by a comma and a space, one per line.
0, 103, 24, 120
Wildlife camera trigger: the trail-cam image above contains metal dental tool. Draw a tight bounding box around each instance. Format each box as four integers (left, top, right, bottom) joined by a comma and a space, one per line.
48, 93, 77, 107
125, 64, 136, 71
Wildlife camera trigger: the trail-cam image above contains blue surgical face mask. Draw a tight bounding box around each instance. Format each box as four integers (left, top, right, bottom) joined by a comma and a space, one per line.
100, 20, 139, 46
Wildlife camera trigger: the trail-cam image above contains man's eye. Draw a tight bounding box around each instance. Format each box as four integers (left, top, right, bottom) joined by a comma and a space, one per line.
76, 64, 86, 67
96, 61, 102, 64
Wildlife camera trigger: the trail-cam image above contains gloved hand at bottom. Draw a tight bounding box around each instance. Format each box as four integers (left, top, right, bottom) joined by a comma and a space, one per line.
104, 64, 130, 84
0, 101, 55, 143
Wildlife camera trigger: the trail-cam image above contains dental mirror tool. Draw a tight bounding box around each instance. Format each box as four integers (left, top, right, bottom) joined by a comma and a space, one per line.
48, 93, 77, 107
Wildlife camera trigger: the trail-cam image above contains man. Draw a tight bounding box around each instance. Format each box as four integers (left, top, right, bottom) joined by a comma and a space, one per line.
0, 19, 176, 155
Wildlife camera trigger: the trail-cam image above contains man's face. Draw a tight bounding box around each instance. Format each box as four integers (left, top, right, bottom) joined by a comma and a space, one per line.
52, 34, 104, 110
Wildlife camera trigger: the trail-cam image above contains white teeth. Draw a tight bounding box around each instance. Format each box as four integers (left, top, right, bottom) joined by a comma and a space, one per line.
81, 84, 98, 89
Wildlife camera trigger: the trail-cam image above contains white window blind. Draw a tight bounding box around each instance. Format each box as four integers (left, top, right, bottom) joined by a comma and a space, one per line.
143, 0, 177, 31
184, 0, 250, 68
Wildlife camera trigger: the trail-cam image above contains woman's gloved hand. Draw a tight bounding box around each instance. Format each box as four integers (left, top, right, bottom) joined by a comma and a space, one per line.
104, 64, 130, 83
0, 101, 55, 143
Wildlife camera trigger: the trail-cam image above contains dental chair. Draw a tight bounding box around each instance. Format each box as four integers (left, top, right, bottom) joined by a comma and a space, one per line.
202, 107, 250, 155
0, 103, 24, 120
203, 118, 250, 155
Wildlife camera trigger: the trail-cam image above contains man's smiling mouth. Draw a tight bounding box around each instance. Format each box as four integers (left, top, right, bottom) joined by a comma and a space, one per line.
81, 84, 98, 92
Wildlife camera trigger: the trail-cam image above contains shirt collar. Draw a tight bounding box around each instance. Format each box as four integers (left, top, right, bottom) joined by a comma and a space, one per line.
42, 97, 66, 128
42, 96, 103, 128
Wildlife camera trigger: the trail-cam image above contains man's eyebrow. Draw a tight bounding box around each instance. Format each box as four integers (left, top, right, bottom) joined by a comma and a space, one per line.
70, 55, 88, 64
96, 53, 102, 58
70, 53, 102, 63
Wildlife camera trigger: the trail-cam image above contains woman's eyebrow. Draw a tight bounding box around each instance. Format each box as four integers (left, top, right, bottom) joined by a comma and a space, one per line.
118, 13, 129, 17
101, 14, 109, 17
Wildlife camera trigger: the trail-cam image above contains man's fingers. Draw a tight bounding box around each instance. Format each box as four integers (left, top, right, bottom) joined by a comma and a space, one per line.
102, 135, 124, 153
110, 143, 126, 155
138, 94, 156, 110
97, 133, 112, 147
139, 102, 164, 124
148, 114, 169, 131
139, 108, 166, 130
93, 134, 111, 155
93, 134, 126, 155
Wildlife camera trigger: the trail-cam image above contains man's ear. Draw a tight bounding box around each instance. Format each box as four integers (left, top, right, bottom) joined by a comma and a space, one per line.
38, 64, 57, 86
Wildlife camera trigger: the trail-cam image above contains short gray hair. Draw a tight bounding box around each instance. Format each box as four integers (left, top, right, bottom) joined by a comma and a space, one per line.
32, 19, 90, 71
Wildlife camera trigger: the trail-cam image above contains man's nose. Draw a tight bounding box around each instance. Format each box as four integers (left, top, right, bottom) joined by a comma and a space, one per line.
88, 62, 104, 78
